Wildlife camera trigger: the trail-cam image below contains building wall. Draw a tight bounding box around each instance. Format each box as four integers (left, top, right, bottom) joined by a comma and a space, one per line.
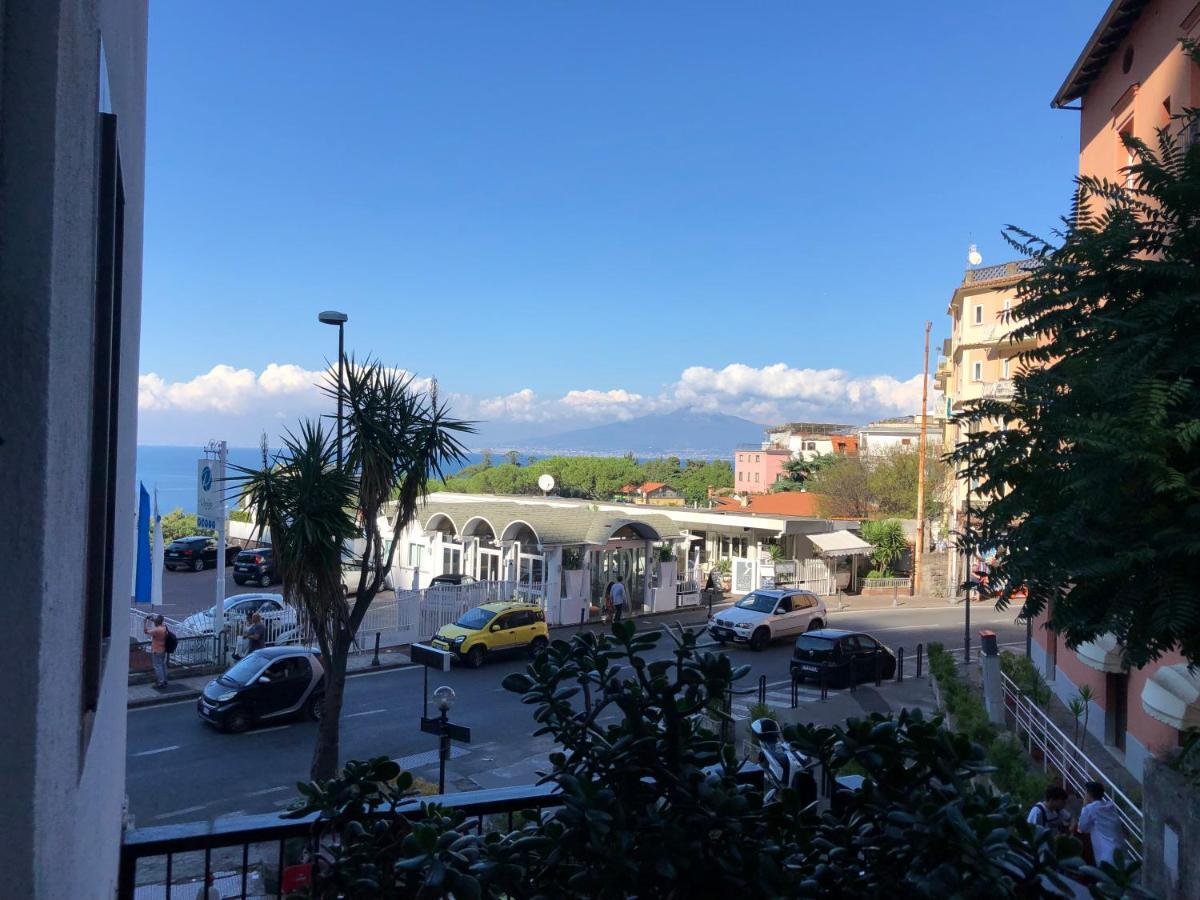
734, 449, 788, 493
1078, 0, 1200, 185
0, 1, 148, 896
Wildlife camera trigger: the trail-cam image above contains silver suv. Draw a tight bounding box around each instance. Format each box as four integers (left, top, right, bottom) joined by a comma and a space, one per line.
707, 589, 827, 651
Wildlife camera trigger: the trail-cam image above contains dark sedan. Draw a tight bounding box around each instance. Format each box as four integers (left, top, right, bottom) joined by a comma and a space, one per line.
164, 535, 239, 572
197, 646, 325, 733
234, 546, 276, 587
789, 629, 896, 688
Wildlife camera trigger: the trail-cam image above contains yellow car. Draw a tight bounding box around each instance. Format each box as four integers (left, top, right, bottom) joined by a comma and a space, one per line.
430, 601, 549, 668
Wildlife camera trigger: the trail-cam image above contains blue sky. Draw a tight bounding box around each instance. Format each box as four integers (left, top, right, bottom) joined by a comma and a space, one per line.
139, 0, 1105, 446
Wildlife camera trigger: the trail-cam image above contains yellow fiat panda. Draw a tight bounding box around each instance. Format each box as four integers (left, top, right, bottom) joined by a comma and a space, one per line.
430, 601, 549, 668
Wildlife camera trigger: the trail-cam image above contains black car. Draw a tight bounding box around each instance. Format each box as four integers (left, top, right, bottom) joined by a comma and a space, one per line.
233, 546, 276, 587
789, 629, 896, 688
197, 646, 325, 733
164, 535, 239, 572
429, 573, 478, 587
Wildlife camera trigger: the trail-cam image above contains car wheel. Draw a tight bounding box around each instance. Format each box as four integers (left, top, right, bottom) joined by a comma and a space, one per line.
192, 558, 205, 573
306, 693, 325, 722
466, 645, 486, 669
749, 627, 770, 652
224, 709, 249, 734
233, 576, 246, 586
341, 585, 350, 599
528, 636, 548, 658
807, 619, 824, 632
259, 573, 272, 588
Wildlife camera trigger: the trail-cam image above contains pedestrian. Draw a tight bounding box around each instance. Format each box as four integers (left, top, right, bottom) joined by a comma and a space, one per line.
143, 614, 168, 689
1026, 785, 1071, 834
610, 575, 627, 623
245, 612, 267, 654
1077, 781, 1124, 866
603, 580, 614, 623
194, 872, 221, 899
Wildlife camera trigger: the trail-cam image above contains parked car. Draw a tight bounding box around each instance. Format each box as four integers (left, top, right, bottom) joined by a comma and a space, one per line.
707, 589, 826, 651
789, 629, 896, 688
164, 535, 239, 572
233, 546, 276, 587
181, 593, 294, 636
197, 646, 325, 733
430, 601, 548, 668
429, 573, 478, 587
339, 550, 394, 596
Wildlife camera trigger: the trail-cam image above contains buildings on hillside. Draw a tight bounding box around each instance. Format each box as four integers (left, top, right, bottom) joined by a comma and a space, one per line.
856, 415, 943, 461
734, 423, 857, 494
0, 3, 149, 896
614, 481, 686, 506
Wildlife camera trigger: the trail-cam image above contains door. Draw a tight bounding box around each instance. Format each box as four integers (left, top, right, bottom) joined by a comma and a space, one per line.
204, 539, 219, 566
488, 613, 519, 651
849, 635, 884, 683
255, 656, 312, 718
771, 595, 802, 636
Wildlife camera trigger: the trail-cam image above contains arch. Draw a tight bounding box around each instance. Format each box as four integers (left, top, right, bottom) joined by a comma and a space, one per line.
461, 515, 498, 540
602, 519, 663, 543
500, 519, 541, 547
424, 512, 459, 536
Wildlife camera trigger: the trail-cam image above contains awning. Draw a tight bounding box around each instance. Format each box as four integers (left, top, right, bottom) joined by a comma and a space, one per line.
1076, 634, 1124, 674
1141, 664, 1200, 731
808, 530, 872, 558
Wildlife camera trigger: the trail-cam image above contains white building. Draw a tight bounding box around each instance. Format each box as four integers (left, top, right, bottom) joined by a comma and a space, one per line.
856, 415, 944, 461
0, 2, 149, 896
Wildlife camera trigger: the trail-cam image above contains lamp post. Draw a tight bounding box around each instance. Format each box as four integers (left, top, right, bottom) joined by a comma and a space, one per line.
433, 685, 456, 794
318, 310, 348, 470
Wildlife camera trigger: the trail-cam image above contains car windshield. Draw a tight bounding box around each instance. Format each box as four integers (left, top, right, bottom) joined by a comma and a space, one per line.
220, 653, 267, 686
735, 592, 779, 614
455, 608, 496, 630
795, 636, 835, 654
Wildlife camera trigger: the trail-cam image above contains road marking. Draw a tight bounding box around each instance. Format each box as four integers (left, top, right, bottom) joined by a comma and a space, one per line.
129, 698, 200, 711
346, 708, 387, 718
247, 786, 290, 797
153, 804, 208, 821
247, 725, 291, 735
132, 745, 180, 757
348, 666, 421, 679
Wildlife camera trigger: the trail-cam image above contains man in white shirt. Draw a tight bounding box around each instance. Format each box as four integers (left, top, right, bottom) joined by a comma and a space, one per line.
1077, 781, 1124, 866
1026, 785, 1071, 833
610, 575, 627, 623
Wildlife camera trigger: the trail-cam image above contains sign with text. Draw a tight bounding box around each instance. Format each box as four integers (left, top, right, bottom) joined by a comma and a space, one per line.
420, 716, 471, 743
410, 642, 452, 672
196, 458, 222, 529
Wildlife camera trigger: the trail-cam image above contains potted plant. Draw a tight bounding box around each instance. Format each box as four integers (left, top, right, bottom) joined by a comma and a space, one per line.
716, 558, 732, 592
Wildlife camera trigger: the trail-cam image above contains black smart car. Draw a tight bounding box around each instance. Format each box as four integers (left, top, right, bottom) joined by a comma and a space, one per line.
233, 546, 276, 587
789, 629, 896, 688
164, 535, 239, 572
197, 646, 325, 733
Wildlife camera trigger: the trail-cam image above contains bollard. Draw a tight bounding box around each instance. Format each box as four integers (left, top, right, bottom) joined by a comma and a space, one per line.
759, 674, 767, 706
820, 665, 828, 701
896, 646, 905, 682
916, 643, 923, 679
874, 651, 883, 687
580, 607, 586, 627
791, 676, 799, 709
371, 632, 381, 667
707, 590, 714, 619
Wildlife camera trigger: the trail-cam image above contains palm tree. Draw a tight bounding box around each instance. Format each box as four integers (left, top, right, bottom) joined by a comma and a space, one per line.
234, 360, 471, 780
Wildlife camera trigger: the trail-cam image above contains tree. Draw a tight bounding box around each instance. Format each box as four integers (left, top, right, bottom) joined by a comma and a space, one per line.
480, 449, 493, 469
954, 95, 1200, 668
674, 458, 734, 504
235, 360, 471, 779
808, 456, 873, 517
860, 518, 908, 575
159, 507, 211, 543
504, 449, 520, 467
769, 453, 837, 493
867, 447, 949, 518
287, 623, 1144, 897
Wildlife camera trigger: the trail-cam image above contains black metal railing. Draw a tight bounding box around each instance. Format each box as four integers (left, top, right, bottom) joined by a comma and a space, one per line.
118, 782, 562, 899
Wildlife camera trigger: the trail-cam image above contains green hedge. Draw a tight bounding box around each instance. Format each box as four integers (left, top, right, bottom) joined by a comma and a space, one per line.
927, 643, 1053, 807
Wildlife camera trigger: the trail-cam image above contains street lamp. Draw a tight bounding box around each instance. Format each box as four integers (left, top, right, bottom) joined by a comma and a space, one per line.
433, 685, 457, 793
318, 310, 348, 470
433, 685, 456, 712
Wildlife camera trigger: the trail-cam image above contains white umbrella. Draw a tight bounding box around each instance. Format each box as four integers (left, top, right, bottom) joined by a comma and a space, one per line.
151, 487, 164, 606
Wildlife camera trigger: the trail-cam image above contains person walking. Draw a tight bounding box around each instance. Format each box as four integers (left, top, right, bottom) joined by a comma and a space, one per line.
610, 575, 627, 623
143, 614, 169, 689
1026, 785, 1071, 834
245, 612, 267, 654
1078, 781, 1124, 866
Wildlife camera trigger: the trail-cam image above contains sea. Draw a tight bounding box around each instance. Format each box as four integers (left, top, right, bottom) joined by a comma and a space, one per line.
135, 446, 521, 514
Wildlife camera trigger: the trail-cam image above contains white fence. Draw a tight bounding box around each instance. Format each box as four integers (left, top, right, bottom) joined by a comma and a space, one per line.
1000, 672, 1143, 860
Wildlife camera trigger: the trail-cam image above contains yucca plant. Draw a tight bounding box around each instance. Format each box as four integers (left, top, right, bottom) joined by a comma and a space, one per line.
234, 359, 471, 779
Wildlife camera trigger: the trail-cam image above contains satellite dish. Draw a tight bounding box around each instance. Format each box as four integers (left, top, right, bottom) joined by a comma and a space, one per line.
538, 474, 556, 494
967, 244, 983, 267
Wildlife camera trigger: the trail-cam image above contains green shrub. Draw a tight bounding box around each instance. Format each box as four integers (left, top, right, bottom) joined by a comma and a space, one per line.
866, 569, 893, 579
1000, 651, 1051, 706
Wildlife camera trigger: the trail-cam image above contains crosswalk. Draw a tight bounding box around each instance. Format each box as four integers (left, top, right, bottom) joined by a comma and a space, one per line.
728, 681, 825, 720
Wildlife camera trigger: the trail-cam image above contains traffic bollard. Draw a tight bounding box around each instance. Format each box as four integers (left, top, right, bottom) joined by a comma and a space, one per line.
874, 651, 883, 687
820, 666, 828, 702
916, 643, 923, 679
758, 674, 767, 705
897, 647, 905, 682
371, 632, 381, 667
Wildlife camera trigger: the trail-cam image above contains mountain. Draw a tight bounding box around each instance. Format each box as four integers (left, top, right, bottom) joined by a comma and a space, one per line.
493, 408, 767, 458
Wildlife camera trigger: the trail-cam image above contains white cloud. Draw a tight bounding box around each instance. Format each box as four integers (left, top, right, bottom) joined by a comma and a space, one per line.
138, 360, 937, 446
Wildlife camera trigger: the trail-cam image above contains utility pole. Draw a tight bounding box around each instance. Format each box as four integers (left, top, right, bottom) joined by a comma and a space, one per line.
914, 321, 932, 596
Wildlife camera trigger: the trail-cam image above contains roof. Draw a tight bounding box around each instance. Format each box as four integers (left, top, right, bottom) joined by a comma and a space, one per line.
1052, 0, 1150, 108
807, 530, 873, 557
805, 629, 854, 639
713, 493, 827, 517
478, 600, 543, 612
413, 496, 686, 547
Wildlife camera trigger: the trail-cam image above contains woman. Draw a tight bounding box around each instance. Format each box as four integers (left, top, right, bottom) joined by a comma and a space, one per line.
603, 580, 614, 624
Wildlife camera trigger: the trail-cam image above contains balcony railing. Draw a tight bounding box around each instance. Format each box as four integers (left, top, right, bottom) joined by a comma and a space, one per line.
982, 379, 1015, 400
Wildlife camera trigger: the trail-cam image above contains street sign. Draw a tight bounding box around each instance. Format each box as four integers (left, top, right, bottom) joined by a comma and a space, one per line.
420, 716, 471, 744
411, 642, 452, 672
196, 458, 222, 529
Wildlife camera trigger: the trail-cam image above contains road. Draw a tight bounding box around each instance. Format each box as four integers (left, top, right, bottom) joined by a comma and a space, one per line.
126, 603, 1022, 828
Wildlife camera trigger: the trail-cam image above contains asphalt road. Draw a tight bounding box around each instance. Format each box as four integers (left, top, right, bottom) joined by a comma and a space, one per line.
126, 603, 1023, 828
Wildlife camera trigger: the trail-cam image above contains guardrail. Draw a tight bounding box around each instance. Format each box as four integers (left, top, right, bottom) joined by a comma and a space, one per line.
999, 671, 1143, 860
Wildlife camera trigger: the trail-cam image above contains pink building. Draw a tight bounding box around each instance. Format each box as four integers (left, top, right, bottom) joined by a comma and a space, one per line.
733, 447, 789, 494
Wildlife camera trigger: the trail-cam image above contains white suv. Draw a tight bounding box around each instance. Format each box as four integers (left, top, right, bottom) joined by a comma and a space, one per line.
707, 589, 827, 651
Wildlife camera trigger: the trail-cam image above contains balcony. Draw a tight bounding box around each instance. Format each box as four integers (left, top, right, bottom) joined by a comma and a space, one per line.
962, 259, 1038, 287
982, 379, 1015, 400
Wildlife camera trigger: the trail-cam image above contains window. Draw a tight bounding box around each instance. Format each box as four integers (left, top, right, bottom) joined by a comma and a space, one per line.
754, 472, 760, 483
973, 361, 983, 381
776, 597, 793, 613
1118, 117, 1135, 187
408, 543, 423, 568
901, 438, 911, 446
755, 454, 760, 463
793, 593, 816, 610
974, 305, 983, 324
738, 471, 743, 482
83, 112, 125, 729
805, 441, 815, 451
1002, 358, 1010, 379
1105, 673, 1129, 751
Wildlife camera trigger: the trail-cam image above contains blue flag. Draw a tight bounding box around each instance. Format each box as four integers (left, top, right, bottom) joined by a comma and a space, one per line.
135, 482, 152, 603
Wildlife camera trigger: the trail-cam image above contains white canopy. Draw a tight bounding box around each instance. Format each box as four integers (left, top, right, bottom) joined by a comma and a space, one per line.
1076, 634, 1124, 674
1141, 664, 1200, 732
808, 530, 872, 558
